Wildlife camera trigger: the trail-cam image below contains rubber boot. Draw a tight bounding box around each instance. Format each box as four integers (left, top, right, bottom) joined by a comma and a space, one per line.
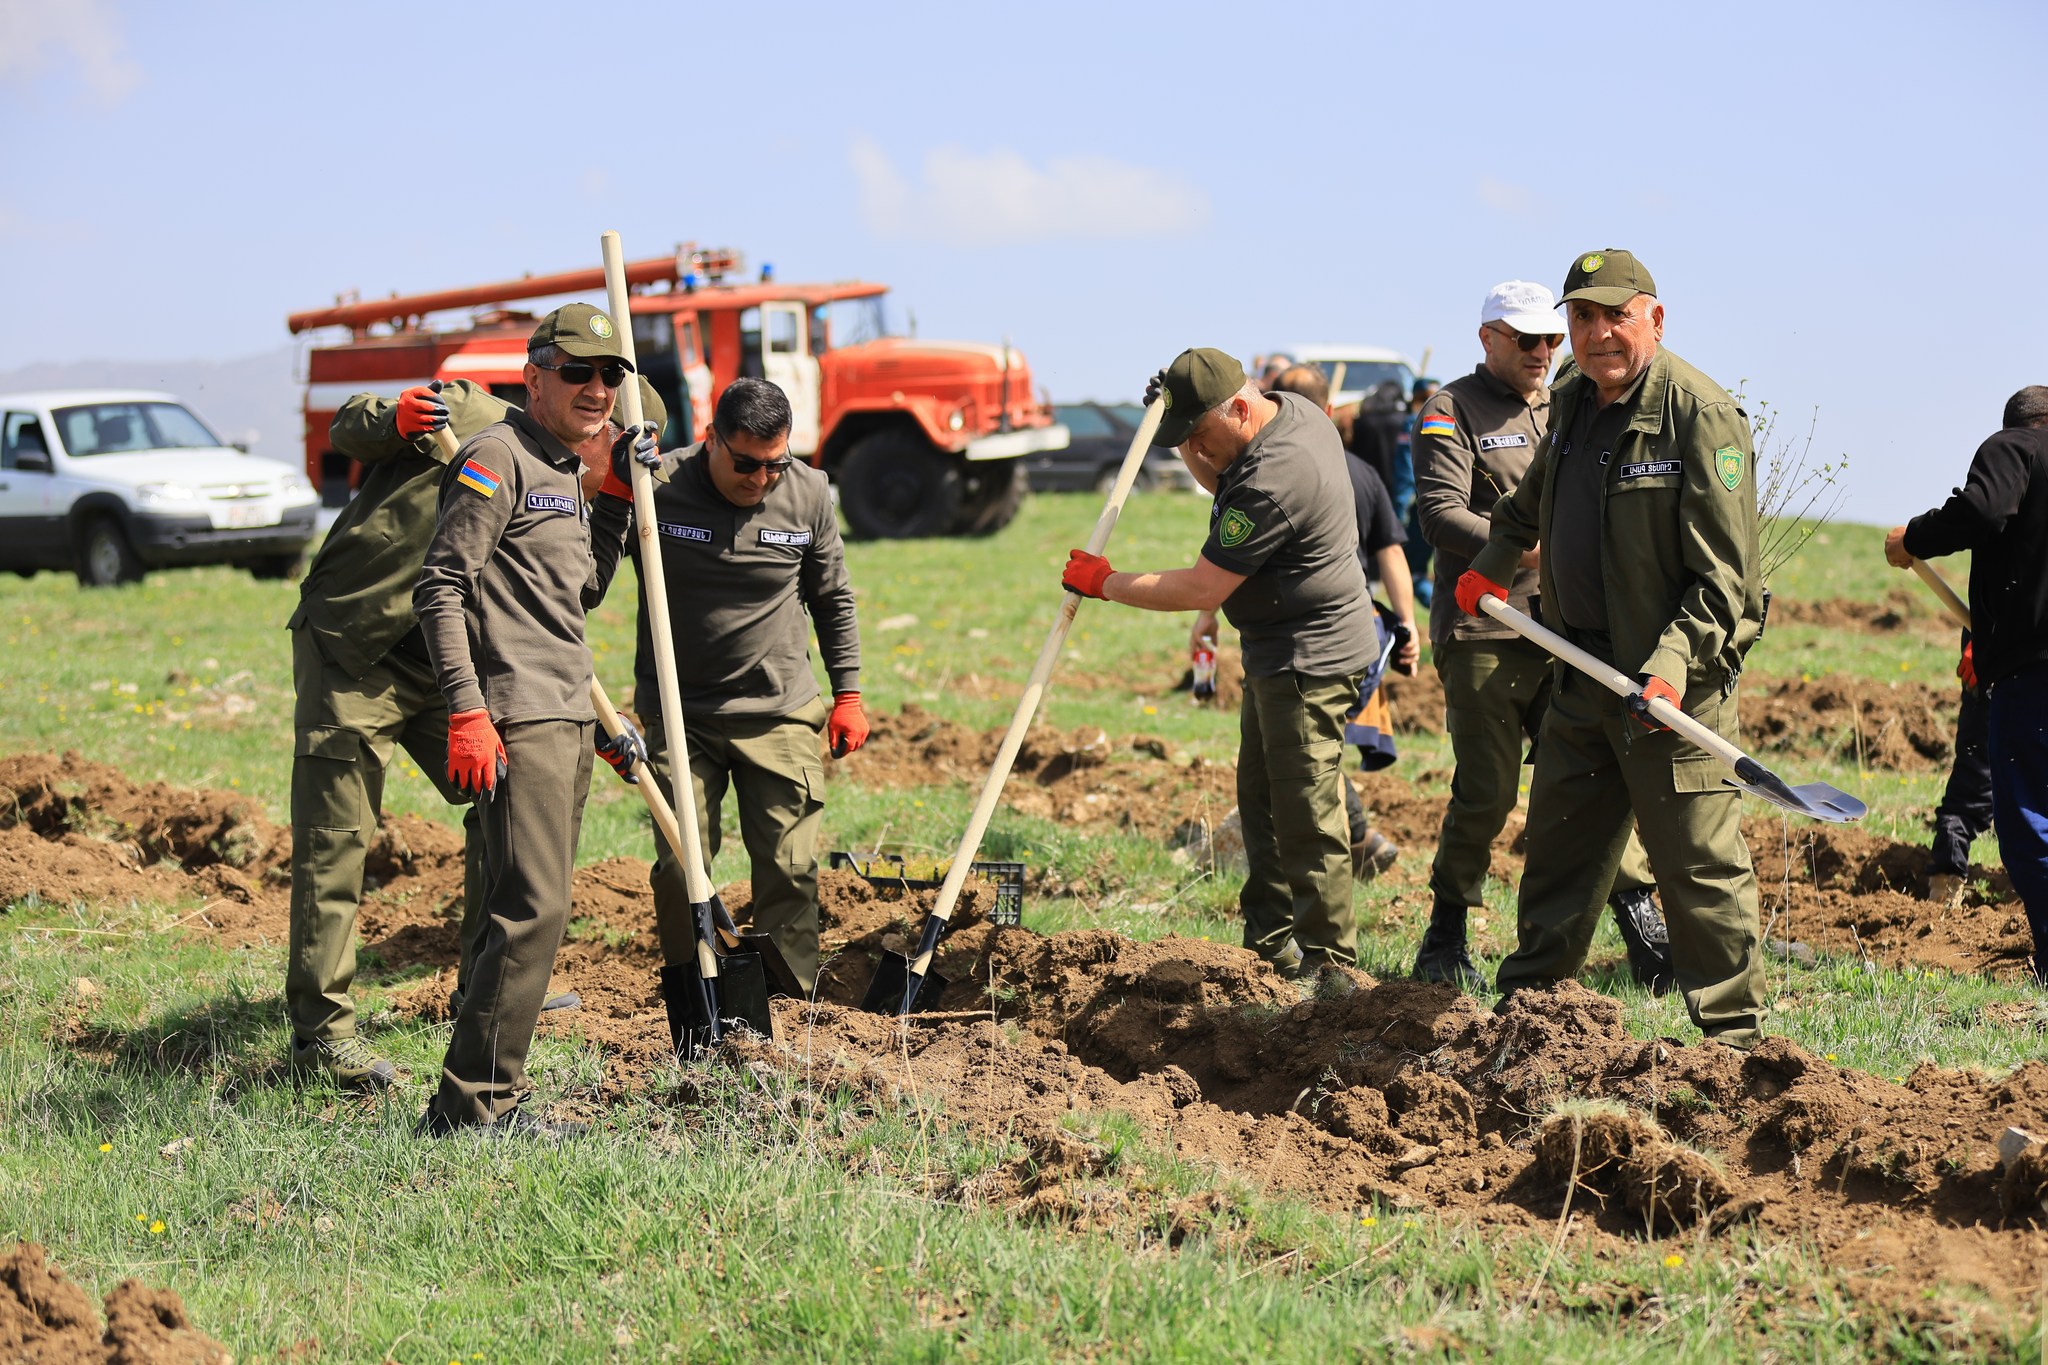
1608, 887, 1673, 994
1411, 901, 1486, 993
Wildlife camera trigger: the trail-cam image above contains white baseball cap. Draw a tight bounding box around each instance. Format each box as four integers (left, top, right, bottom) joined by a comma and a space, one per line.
1479, 280, 1564, 334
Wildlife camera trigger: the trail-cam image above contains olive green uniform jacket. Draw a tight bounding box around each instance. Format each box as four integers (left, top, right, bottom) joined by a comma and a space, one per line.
1469, 348, 1763, 696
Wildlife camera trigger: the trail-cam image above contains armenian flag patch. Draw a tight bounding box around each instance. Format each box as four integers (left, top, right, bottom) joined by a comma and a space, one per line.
1416, 415, 1458, 438
455, 458, 501, 498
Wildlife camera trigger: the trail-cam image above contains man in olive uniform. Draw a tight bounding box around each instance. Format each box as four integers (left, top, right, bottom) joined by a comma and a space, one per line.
285, 378, 661, 1088
1457, 251, 1767, 1046
413, 303, 647, 1135
1064, 349, 1371, 976
587, 378, 866, 1032
1411, 279, 1671, 994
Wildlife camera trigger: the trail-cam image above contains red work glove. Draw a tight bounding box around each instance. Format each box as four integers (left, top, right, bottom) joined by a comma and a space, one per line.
1958, 640, 1977, 692
828, 691, 869, 758
1455, 569, 1508, 618
1063, 549, 1114, 600
1628, 676, 1682, 733
396, 382, 449, 440
447, 709, 506, 798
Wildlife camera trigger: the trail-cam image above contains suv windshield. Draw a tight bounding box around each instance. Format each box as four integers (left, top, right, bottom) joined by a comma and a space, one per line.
53, 402, 224, 457
1313, 360, 1412, 397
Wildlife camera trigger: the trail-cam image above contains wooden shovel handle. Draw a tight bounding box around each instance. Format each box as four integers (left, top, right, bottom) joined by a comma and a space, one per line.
1909, 558, 1972, 631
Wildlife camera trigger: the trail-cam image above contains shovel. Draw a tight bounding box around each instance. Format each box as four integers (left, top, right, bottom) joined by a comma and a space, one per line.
1476, 595, 1867, 823
589, 677, 803, 999
601, 230, 773, 1052
1909, 558, 1972, 631
864, 395, 1167, 1015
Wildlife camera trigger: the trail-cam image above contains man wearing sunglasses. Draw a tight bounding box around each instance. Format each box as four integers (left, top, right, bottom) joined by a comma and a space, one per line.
588, 377, 864, 1032
1409, 280, 1671, 996
1457, 250, 1767, 1048
412, 303, 649, 1136
288, 364, 662, 1093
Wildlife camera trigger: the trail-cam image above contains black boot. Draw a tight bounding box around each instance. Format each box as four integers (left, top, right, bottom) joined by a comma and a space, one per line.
1609, 887, 1673, 993
1411, 902, 1486, 993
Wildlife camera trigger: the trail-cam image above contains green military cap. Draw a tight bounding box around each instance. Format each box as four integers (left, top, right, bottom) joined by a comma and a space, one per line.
610, 377, 666, 430
1152, 347, 1247, 447
529, 302, 635, 369
1560, 249, 1658, 308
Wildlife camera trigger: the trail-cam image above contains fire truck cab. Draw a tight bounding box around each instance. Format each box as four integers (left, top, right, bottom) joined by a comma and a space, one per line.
288, 247, 1068, 539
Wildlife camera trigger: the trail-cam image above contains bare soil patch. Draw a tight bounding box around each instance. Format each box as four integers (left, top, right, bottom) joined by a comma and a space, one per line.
0, 1241, 230, 1364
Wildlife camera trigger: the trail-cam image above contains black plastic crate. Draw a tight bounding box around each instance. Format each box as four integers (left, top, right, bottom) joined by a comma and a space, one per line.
828, 851, 1025, 926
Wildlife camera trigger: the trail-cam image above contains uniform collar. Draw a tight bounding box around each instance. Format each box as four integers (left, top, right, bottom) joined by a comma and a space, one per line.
509, 406, 585, 471
1610, 350, 1668, 435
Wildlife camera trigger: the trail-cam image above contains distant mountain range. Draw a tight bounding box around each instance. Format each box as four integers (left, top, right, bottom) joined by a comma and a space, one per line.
0, 346, 303, 468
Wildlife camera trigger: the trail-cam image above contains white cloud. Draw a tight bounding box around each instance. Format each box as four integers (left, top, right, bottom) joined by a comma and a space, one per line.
0, 0, 140, 104
1477, 176, 1541, 217
851, 136, 1210, 246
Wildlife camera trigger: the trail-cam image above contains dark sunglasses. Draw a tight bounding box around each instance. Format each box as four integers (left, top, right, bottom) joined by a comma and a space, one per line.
535, 359, 628, 388
730, 451, 795, 476
1490, 326, 1562, 353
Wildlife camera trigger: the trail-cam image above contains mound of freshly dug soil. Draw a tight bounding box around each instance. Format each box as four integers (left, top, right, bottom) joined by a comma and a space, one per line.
0, 1241, 230, 1364
1768, 586, 1953, 637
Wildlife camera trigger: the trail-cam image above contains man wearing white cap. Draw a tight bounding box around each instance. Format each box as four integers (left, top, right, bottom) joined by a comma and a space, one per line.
1407, 281, 1670, 992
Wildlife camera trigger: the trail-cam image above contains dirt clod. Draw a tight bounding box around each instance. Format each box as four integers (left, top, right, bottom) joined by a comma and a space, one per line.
0, 1242, 231, 1365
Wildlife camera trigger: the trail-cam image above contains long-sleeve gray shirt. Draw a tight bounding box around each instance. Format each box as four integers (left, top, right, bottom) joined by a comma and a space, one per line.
589, 444, 861, 717
414, 408, 617, 722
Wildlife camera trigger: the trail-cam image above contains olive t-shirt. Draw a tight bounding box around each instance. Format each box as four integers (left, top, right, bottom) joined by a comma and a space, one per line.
1201, 391, 1373, 678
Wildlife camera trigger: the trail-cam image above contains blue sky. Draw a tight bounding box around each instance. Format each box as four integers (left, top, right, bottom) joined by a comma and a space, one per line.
3, 0, 2041, 525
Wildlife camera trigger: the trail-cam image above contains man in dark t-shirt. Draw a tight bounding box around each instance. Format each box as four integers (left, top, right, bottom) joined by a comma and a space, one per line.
1063, 348, 1371, 977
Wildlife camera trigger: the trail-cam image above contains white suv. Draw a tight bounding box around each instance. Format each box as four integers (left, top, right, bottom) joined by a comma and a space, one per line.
0, 389, 319, 586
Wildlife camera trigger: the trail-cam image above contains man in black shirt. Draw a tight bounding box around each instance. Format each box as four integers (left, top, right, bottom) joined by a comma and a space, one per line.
1886, 385, 2048, 980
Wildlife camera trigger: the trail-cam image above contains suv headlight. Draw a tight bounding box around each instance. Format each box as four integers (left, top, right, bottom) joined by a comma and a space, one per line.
137, 482, 200, 507
277, 471, 313, 499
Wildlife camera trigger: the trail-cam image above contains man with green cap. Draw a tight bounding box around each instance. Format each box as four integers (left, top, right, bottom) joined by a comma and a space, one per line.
285, 367, 663, 1090
1409, 278, 1671, 995
1064, 349, 1371, 976
413, 303, 657, 1136
1456, 251, 1767, 1046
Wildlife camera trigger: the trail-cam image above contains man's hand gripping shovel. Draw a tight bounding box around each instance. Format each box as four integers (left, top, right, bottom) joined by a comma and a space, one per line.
862, 396, 1166, 1016
1474, 594, 1867, 823
596, 230, 774, 1054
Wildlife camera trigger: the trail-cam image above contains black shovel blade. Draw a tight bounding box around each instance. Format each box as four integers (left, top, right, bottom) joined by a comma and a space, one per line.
713, 949, 776, 1039
1728, 757, 1867, 824
663, 961, 722, 1059
860, 953, 951, 1015
740, 932, 805, 999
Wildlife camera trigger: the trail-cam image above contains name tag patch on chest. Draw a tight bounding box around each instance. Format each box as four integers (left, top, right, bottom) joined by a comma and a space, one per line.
1477, 433, 1529, 451
1618, 460, 1682, 480
758, 527, 812, 547
525, 492, 578, 514
659, 522, 713, 543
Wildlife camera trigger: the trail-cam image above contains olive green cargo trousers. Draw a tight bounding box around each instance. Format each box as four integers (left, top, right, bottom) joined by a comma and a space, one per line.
1237, 671, 1364, 968
1496, 657, 1767, 1046
1430, 635, 1655, 910
287, 626, 484, 1044
430, 719, 593, 1126
643, 695, 829, 994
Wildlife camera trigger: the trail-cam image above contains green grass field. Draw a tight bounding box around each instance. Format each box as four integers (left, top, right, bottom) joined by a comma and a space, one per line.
2, 491, 2036, 1362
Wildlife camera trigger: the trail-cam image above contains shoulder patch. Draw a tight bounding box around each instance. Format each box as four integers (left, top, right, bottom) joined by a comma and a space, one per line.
1218, 507, 1256, 549
455, 458, 501, 498
1715, 446, 1744, 491
1416, 414, 1458, 438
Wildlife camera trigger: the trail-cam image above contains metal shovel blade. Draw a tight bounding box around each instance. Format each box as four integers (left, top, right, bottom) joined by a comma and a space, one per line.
712, 949, 776, 1039
706, 891, 803, 999
1728, 756, 1868, 823
860, 953, 951, 1016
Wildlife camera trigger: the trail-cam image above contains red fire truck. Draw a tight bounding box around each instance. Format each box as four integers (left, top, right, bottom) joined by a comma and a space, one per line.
286, 246, 1069, 538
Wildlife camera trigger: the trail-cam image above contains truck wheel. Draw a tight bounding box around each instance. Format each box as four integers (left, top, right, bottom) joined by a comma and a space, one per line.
838, 433, 961, 540
1094, 463, 1156, 495
248, 552, 304, 581
75, 517, 143, 588
956, 461, 1027, 536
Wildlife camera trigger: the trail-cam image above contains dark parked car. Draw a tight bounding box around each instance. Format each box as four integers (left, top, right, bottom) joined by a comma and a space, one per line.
1024, 403, 1196, 493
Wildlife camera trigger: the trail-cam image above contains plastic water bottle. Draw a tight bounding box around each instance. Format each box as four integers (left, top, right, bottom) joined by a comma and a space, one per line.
1192, 636, 1217, 703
